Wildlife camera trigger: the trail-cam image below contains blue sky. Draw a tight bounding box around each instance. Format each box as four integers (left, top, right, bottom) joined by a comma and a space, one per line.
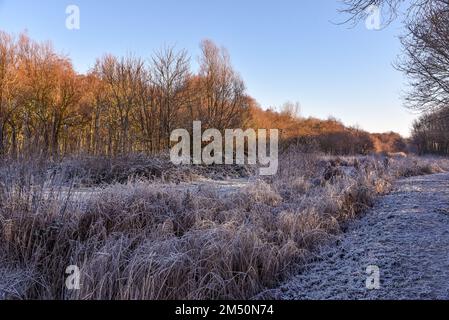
0, 0, 416, 136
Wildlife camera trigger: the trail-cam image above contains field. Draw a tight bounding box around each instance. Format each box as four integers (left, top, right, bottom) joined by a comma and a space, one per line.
1, 151, 448, 300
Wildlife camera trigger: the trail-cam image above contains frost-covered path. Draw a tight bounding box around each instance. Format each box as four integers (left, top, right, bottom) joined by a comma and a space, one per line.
269, 173, 449, 300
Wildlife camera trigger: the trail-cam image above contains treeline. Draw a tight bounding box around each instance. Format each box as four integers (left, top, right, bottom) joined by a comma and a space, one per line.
412, 108, 449, 155
0, 32, 250, 157
250, 102, 407, 155
0, 30, 405, 159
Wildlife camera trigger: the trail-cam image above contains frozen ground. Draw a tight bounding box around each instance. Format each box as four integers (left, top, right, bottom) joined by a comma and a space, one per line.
262, 173, 449, 300
40, 177, 251, 202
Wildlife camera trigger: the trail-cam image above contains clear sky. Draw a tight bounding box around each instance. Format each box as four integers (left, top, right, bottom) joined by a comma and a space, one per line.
0, 0, 417, 136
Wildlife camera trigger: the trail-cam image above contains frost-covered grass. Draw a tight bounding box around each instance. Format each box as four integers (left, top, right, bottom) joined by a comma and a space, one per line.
0, 152, 448, 300
266, 172, 449, 300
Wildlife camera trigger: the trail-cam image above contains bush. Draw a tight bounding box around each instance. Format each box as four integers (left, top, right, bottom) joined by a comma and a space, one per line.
51, 154, 254, 187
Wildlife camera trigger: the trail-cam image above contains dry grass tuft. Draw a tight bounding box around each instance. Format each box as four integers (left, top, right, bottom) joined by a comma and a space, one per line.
0, 152, 448, 300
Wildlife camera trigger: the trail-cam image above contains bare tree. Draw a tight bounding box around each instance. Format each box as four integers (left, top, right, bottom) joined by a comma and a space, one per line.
340, 0, 403, 24
0, 32, 19, 156
196, 40, 248, 130
95, 54, 146, 154
340, 0, 445, 24
396, 2, 449, 112
17, 35, 72, 157
151, 46, 190, 149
